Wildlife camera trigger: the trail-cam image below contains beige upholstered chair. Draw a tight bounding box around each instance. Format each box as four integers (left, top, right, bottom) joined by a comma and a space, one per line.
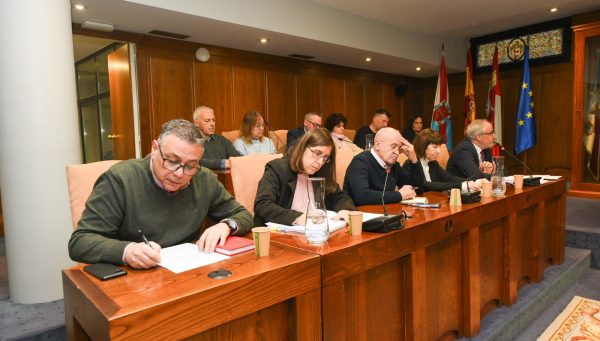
66, 160, 121, 229
438, 144, 450, 169
230, 153, 283, 214
335, 148, 355, 188
397, 153, 408, 166
269, 130, 288, 154
221, 130, 240, 142
343, 129, 356, 141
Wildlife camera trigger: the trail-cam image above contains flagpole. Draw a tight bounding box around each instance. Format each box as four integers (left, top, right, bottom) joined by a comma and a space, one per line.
523, 152, 528, 175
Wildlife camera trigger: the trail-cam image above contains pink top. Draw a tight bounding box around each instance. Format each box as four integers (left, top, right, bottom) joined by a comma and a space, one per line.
291, 173, 314, 216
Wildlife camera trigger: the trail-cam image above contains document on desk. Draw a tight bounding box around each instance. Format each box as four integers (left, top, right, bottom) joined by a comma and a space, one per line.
267, 210, 384, 233
159, 243, 230, 274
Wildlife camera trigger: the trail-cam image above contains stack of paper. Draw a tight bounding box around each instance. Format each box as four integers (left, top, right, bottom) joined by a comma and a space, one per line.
159, 243, 230, 274
401, 197, 428, 205
267, 211, 384, 234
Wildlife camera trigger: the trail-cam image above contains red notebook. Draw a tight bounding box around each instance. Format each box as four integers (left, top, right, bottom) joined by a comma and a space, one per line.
215, 236, 255, 256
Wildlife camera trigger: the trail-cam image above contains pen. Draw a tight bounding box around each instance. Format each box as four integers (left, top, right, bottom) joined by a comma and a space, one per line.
138, 229, 153, 249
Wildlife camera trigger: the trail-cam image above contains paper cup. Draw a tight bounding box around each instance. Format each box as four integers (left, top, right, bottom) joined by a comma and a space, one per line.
513, 175, 524, 189
449, 188, 462, 206
348, 212, 363, 236
252, 227, 270, 257
481, 182, 493, 198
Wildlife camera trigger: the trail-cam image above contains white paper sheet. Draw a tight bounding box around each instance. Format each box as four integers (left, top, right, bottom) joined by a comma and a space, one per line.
266, 210, 384, 234
159, 243, 230, 274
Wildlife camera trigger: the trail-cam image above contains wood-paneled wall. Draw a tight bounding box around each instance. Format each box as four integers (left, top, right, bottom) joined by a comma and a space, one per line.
136, 36, 422, 154
421, 62, 573, 177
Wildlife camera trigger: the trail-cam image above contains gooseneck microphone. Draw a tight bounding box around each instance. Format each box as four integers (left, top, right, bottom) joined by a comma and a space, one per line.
264, 120, 286, 153
496, 143, 541, 186
381, 168, 391, 216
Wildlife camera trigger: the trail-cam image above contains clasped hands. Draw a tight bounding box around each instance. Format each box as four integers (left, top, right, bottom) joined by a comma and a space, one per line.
123, 222, 232, 269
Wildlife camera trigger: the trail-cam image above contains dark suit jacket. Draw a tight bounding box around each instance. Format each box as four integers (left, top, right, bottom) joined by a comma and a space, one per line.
343, 151, 424, 206
286, 127, 305, 152
403, 160, 466, 191
201, 134, 242, 169
446, 139, 492, 180
253, 157, 356, 226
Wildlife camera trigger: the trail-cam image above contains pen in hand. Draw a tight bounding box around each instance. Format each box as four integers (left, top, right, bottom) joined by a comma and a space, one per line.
138, 229, 153, 249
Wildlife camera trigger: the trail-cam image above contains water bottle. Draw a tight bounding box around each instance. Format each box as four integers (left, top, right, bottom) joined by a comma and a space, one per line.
365, 134, 374, 151
491, 156, 506, 196
304, 177, 329, 244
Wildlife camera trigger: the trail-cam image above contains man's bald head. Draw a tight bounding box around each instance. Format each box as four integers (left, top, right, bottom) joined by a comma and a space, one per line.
374, 127, 403, 165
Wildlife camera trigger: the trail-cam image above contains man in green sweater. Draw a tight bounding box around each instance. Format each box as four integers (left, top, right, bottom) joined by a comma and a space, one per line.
193, 106, 241, 169
68, 119, 253, 269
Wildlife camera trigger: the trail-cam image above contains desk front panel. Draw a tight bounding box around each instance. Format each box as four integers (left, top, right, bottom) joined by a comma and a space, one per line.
270, 179, 566, 340
63, 243, 321, 341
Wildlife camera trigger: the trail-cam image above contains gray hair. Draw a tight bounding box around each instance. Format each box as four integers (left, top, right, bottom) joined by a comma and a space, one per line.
304, 111, 322, 120
192, 106, 213, 121
465, 119, 490, 140
158, 119, 204, 146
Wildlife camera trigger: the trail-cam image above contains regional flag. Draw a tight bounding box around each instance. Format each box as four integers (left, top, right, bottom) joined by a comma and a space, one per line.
432, 52, 453, 150
464, 48, 476, 128
585, 50, 600, 180
515, 45, 536, 155
486, 46, 502, 156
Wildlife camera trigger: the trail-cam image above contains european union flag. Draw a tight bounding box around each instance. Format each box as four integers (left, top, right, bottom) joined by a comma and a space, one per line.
515, 45, 536, 154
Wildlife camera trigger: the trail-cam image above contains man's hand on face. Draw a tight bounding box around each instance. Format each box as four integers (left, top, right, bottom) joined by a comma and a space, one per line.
197, 223, 231, 253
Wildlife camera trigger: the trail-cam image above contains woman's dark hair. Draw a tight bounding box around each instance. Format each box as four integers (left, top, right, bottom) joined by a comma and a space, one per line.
325, 113, 348, 131
407, 114, 424, 131
289, 128, 338, 193
239, 110, 268, 144
413, 128, 443, 159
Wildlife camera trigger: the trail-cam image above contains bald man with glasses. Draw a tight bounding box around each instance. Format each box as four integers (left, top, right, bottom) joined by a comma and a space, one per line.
69, 119, 253, 269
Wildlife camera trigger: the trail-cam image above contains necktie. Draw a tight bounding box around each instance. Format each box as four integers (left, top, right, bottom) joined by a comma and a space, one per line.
480, 150, 485, 164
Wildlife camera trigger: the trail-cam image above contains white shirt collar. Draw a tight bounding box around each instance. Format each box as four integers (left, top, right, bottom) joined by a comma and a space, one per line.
370, 148, 389, 169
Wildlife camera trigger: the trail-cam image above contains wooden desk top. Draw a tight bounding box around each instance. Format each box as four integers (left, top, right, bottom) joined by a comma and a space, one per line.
270, 179, 566, 284
63, 243, 320, 340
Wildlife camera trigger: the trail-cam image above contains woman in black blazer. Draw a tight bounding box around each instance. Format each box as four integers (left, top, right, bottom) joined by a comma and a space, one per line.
254, 128, 357, 226
403, 129, 482, 192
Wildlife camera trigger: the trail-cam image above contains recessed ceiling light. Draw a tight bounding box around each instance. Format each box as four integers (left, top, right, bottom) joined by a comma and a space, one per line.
416, 67, 422, 71
365, 57, 372, 62
260, 38, 268, 44
74, 4, 85, 10
550, 7, 558, 12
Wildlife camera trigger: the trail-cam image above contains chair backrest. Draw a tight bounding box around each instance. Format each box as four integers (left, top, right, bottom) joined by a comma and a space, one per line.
66, 160, 121, 229
335, 148, 355, 188
222, 130, 240, 142
343, 129, 356, 141
230, 153, 283, 214
438, 144, 450, 169
269, 130, 288, 154
397, 153, 408, 166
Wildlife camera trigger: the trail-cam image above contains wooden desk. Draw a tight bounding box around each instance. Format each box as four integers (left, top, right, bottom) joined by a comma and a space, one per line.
211, 169, 234, 196
270, 179, 566, 340
63, 243, 321, 341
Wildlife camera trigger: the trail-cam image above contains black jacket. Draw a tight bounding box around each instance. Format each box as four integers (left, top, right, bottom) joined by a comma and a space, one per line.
343, 151, 424, 206
254, 157, 356, 226
446, 139, 492, 180
403, 160, 466, 192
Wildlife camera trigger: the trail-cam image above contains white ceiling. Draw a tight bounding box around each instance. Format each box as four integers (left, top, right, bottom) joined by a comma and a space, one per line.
71, 0, 600, 78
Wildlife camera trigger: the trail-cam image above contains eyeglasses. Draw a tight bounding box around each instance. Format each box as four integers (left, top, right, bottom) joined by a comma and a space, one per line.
480, 130, 495, 136
253, 123, 265, 129
158, 145, 201, 175
307, 146, 331, 164
307, 120, 321, 128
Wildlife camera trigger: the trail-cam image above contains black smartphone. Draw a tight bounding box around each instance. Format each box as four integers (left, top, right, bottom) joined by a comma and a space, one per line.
84, 263, 127, 281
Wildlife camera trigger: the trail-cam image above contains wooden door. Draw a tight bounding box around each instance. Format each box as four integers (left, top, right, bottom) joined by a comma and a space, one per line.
108, 44, 136, 160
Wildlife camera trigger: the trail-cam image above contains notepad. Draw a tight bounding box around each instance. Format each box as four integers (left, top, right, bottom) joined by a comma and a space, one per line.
267, 211, 385, 233
215, 236, 255, 256
159, 243, 230, 274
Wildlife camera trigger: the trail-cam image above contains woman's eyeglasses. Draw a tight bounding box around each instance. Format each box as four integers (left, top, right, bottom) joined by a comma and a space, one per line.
307, 146, 331, 163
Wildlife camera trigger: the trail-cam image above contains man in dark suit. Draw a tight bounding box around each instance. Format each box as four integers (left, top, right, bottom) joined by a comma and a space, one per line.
286, 111, 322, 152
354, 109, 391, 149
446, 119, 496, 180
193, 106, 241, 169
